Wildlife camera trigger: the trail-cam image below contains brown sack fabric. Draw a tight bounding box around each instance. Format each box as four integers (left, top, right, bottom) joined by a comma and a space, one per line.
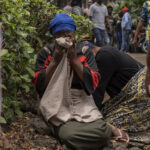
39, 53, 71, 123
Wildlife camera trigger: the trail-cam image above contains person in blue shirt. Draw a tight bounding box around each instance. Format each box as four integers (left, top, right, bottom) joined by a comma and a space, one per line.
121, 7, 132, 52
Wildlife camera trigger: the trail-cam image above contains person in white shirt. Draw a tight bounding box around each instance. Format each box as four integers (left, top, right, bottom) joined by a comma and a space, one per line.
89, 0, 112, 46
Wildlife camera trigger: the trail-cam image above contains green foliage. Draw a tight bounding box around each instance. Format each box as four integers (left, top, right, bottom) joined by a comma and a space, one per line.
0, 0, 93, 123
0, 116, 6, 124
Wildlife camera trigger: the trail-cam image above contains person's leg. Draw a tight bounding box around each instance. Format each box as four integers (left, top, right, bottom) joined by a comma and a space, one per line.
109, 34, 113, 46
104, 31, 110, 45
57, 119, 111, 150
123, 30, 130, 52
126, 30, 131, 51
121, 29, 126, 51
93, 28, 102, 47
116, 32, 120, 50
119, 30, 122, 50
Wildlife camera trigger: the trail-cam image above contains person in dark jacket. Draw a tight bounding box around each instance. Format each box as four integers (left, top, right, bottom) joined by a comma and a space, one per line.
81, 42, 144, 110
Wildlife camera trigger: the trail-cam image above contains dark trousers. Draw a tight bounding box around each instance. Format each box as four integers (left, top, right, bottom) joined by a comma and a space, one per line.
121, 29, 130, 52
57, 119, 111, 150
108, 34, 114, 46
116, 31, 122, 50
93, 28, 106, 47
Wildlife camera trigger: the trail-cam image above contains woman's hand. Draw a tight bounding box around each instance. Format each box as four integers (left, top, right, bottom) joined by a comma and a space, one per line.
53, 41, 65, 64
67, 42, 77, 62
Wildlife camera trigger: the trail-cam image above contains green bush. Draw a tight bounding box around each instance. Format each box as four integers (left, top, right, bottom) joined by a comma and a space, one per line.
0, 0, 93, 123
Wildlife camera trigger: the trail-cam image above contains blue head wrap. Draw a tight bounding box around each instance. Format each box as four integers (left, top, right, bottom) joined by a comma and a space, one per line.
50, 13, 76, 35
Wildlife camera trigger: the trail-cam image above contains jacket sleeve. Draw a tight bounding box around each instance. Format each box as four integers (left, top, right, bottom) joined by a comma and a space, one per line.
78, 49, 100, 95
32, 48, 51, 98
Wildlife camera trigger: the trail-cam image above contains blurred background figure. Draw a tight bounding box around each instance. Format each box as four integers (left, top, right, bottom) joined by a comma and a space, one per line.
71, 0, 83, 15
83, 0, 93, 17
89, 0, 112, 47
0, 26, 2, 117
63, 0, 72, 13
121, 7, 132, 52
0, 27, 2, 50
116, 11, 124, 50
106, 4, 115, 46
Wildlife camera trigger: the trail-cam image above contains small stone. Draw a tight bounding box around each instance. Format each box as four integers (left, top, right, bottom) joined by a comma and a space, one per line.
129, 147, 142, 150
144, 145, 150, 150
128, 142, 144, 149
112, 141, 127, 150
102, 141, 128, 150
27, 118, 51, 135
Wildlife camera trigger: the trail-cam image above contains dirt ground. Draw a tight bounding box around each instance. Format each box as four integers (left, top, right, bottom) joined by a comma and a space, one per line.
128, 53, 146, 65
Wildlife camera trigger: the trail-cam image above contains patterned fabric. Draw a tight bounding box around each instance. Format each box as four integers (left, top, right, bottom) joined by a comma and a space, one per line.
102, 67, 150, 143
141, 1, 150, 44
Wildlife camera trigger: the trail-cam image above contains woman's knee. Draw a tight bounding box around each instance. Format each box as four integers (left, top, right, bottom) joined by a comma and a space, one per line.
58, 125, 75, 144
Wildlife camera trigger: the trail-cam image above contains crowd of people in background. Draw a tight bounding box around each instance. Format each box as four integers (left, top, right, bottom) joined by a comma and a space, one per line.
63, 0, 132, 52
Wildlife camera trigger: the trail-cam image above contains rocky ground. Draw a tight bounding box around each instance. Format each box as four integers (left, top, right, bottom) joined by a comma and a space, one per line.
1, 112, 150, 150
0, 53, 148, 150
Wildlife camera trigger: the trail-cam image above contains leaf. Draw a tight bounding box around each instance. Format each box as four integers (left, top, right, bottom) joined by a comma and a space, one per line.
21, 84, 30, 93
4, 108, 15, 123
16, 31, 28, 38
20, 75, 31, 82
1, 49, 8, 57
0, 116, 7, 124
26, 67, 34, 77
26, 47, 34, 54
15, 109, 23, 117
26, 26, 36, 31
1, 84, 7, 90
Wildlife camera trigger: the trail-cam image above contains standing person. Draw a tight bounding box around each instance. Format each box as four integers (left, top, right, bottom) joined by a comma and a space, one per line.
89, 0, 112, 47
116, 11, 124, 50
83, 0, 93, 17
33, 13, 129, 150
63, 0, 72, 13
106, 4, 115, 46
121, 7, 132, 52
71, 0, 83, 15
132, 1, 150, 96
132, 1, 150, 49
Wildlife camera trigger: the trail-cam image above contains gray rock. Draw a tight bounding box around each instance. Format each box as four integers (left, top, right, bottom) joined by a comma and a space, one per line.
33, 136, 57, 149
27, 117, 52, 135
128, 142, 144, 149
103, 141, 127, 150
144, 145, 150, 150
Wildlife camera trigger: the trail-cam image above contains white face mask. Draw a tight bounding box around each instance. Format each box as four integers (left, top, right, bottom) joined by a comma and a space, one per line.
56, 37, 73, 49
